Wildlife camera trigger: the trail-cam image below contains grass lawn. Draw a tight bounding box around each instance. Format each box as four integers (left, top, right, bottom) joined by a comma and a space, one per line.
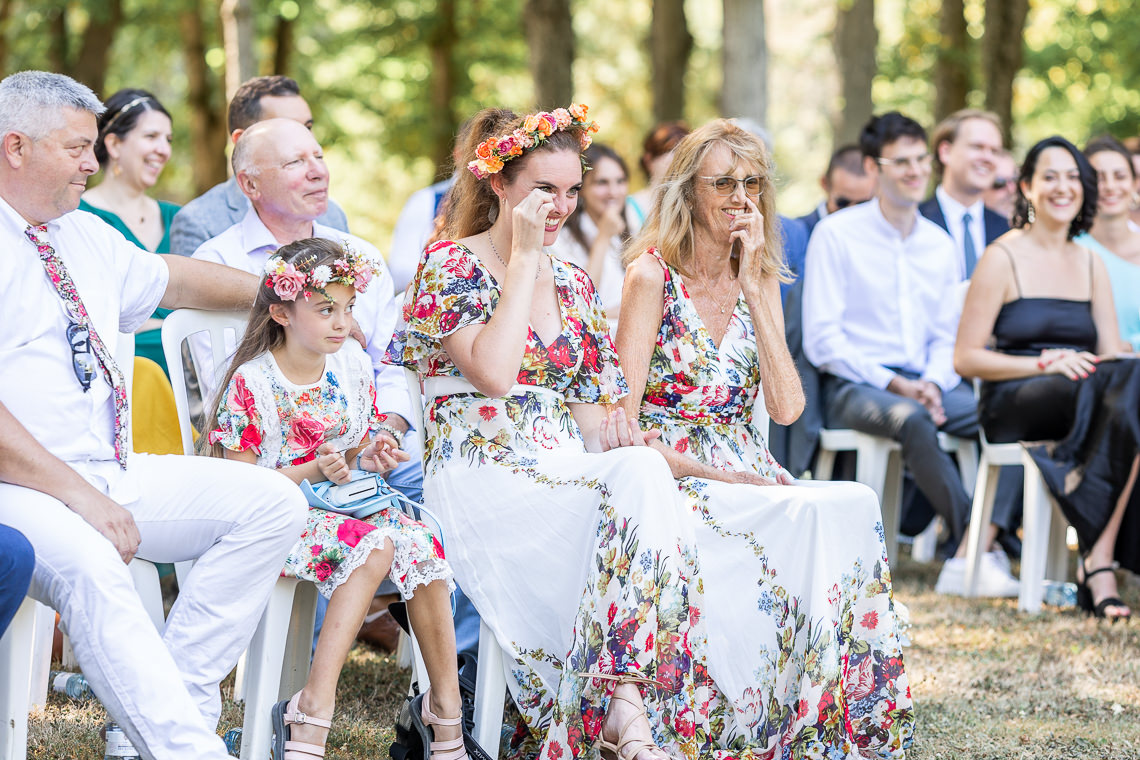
26, 555, 1140, 759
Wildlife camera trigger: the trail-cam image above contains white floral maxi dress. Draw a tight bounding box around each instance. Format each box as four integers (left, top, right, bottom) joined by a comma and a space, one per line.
386, 241, 713, 760
637, 249, 914, 759
210, 344, 454, 600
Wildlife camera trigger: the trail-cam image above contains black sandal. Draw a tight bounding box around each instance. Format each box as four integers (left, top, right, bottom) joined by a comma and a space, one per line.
1076, 562, 1132, 621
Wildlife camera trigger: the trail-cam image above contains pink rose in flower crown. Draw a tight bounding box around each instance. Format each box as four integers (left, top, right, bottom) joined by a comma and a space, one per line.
552, 108, 571, 127
513, 129, 535, 149
272, 263, 306, 301
288, 414, 327, 455
353, 264, 373, 292
496, 136, 517, 156
536, 114, 557, 137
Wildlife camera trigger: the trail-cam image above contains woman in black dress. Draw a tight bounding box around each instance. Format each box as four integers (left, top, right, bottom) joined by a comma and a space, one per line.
954, 136, 1138, 621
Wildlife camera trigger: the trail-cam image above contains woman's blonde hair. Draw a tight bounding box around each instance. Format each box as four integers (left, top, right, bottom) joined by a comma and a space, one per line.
444, 107, 589, 240
626, 119, 789, 284
202, 237, 347, 457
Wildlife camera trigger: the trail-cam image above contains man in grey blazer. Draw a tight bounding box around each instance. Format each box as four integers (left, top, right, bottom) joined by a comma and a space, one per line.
169, 75, 348, 256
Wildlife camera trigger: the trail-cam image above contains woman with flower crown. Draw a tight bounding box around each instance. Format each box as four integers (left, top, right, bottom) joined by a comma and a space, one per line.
207, 238, 465, 760
386, 106, 704, 760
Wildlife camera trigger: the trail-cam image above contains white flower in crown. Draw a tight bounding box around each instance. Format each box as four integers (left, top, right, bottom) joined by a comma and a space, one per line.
310, 264, 333, 287
264, 256, 285, 275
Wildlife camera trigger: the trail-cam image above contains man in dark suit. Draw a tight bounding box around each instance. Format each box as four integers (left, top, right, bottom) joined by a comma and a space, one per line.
797, 145, 876, 235
919, 109, 1008, 279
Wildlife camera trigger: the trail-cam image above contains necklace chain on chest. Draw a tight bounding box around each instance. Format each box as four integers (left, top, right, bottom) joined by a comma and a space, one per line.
487, 230, 540, 281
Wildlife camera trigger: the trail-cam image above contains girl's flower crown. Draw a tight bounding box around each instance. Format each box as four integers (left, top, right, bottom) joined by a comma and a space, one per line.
467, 103, 600, 179
263, 244, 381, 302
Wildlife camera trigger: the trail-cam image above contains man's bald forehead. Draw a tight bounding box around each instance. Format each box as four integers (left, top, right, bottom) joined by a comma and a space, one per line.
233, 117, 318, 175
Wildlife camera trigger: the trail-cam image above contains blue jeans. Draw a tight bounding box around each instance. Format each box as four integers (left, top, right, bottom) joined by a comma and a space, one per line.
0, 524, 35, 638
312, 459, 481, 659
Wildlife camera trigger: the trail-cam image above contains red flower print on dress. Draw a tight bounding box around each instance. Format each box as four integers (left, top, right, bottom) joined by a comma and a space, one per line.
413, 292, 439, 320
336, 519, 375, 548
674, 438, 689, 453
443, 255, 475, 279
313, 560, 337, 582
289, 414, 327, 455
310, 544, 323, 556
439, 311, 460, 333
848, 654, 876, 701
478, 405, 497, 421
860, 611, 879, 630
239, 423, 263, 453
228, 374, 258, 415
546, 340, 572, 368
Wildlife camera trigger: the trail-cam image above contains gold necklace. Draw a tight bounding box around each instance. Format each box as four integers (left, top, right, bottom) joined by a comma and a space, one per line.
695, 275, 738, 315
487, 230, 540, 281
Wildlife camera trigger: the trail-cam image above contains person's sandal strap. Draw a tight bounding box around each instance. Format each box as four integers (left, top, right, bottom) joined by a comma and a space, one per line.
1093, 597, 1129, 617
283, 708, 333, 730
1083, 565, 1117, 581
283, 739, 327, 758
420, 695, 462, 727
428, 736, 468, 760
576, 672, 664, 690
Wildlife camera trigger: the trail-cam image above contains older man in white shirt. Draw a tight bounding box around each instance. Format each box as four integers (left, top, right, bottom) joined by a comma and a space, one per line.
0, 71, 307, 759
803, 111, 1018, 596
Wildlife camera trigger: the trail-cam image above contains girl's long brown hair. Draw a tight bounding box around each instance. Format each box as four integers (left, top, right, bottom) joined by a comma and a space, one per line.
202, 237, 347, 457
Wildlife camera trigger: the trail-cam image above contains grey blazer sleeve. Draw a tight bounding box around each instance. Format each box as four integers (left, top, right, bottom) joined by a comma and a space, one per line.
169, 206, 212, 257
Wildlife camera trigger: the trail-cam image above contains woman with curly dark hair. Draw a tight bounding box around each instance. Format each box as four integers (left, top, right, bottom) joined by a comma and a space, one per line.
955, 136, 1140, 620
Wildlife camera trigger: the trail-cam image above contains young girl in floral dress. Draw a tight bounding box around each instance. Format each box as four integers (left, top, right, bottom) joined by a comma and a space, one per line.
208, 238, 466, 760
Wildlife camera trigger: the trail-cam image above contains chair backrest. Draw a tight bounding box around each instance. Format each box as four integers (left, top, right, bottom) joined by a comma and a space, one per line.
161, 309, 248, 456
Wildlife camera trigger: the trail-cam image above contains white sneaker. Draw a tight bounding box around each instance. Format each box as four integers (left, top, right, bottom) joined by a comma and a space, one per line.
935, 553, 1020, 597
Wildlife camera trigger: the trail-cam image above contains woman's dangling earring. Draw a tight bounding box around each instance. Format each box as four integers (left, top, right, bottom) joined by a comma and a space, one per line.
111, 160, 123, 178
1026, 201, 1035, 224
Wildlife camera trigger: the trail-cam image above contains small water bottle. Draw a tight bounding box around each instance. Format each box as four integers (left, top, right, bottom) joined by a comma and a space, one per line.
223, 727, 243, 756
1043, 581, 1077, 608
103, 723, 142, 759
49, 670, 93, 700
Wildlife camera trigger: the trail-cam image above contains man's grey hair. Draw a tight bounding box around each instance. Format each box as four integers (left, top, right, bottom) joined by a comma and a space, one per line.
231, 131, 260, 178
0, 71, 105, 142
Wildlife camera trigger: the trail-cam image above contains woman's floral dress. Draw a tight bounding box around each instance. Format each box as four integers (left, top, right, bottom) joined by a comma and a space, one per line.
210, 344, 453, 600
386, 241, 710, 760
637, 249, 914, 759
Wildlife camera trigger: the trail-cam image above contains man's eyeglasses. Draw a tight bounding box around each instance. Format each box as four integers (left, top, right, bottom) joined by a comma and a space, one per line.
834, 196, 861, 210
700, 175, 764, 197
992, 177, 1017, 190
67, 322, 98, 392
874, 153, 932, 170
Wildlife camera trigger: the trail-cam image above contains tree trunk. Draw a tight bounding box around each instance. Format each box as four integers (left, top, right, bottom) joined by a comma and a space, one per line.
427, 0, 460, 176
722, 0, 767, 129
74, 0, 124, 96
523, 0, 573, 109
0, 0, 13, 75
220, 0, 256, 103
272, 11, 295, 76
832, 0, 877, 146
650, 0, 692, 123
933, 0, 969, 123
983, 0, 1029, 146
181, 1, 228, 195
47, 3, 68, 76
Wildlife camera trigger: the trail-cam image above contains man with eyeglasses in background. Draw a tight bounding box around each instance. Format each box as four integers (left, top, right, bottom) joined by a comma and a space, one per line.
802, 112, 1020, 596
797, 144, 877, 236
919, 109, 1009, 280
983, 149, 1019, 224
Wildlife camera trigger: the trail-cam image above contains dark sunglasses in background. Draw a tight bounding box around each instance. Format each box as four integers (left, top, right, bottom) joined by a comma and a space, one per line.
992, 177, 1017, 191
67, 322, 98, 392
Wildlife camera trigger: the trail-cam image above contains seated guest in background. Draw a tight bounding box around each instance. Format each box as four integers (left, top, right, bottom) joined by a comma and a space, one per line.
170, 75, 348, 256
0, 522, 33, 637
1077, 135, 1140, 350
796, 143, 876, 236
79, 88, 178, 374
955, 136, 1139, 620
616, 119, 913, 755
921, 109, 1008, 280
1123, 136, 1140, 231
0, 70, 306, 759
984, 149, 1019, 223
803, 111, 1019, 596
549, 142, 636, 324
626, 120, 688, 225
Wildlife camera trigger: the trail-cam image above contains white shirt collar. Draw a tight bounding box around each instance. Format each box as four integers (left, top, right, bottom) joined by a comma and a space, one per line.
935, 185, 984, 223
238, 205, 317, 256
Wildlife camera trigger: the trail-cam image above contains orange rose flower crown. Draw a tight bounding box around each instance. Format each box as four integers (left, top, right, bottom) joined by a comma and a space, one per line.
467, 103, 600, 180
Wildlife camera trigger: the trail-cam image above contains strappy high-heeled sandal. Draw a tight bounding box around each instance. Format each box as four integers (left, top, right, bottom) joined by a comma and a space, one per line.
1077, 560, 1132, 621
271, 691, 333, 760
579, 673, 668, 760
410, 688, 469, 760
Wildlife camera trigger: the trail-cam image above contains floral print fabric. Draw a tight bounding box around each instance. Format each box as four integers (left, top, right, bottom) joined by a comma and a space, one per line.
211, 345, 452, 599
637, 248, 915, 758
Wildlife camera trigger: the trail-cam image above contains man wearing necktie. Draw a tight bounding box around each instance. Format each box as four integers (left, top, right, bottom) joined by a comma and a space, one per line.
0, 71, 307, 759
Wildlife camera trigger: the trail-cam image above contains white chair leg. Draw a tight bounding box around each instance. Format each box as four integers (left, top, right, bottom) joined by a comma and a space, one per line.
964, 462, 1001, 596
128, 559, 166, 632
395, 629, 413, 671
473, 620, 506, 759
880, 447, 904, 565
239, 577, 300, 760
409, 632, 430, 695
814, 448, 837, 480
911, 517, 941, 563
1019, 454, 1051, 613
279, 581, 318, 700
27, 602, 54, 711
0, 598, 41, 760
1045, 501, 1071, 582
957, 441, 979, 493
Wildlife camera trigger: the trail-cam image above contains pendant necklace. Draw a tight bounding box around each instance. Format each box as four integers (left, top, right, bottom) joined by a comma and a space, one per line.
487, 230, 541, 281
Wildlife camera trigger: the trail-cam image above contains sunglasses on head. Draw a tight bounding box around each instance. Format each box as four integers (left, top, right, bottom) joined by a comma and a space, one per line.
67, 322, 98, 392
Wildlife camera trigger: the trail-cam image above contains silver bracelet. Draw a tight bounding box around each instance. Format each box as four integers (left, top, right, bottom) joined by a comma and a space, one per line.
376, 422, 405, 448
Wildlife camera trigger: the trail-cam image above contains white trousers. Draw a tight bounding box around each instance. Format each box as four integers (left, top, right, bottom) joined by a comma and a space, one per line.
0, 453, 307, 760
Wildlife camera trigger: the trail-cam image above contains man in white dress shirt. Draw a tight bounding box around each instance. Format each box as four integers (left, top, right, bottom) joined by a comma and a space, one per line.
0, 71, 307, 759
803, 111, 1018, 596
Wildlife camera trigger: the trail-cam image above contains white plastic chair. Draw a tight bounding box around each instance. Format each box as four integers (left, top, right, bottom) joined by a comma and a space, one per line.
963, 383, 1069, 613
162, 308, 317, 759
0, 333, 168, 760
814, 429, 977, 565
403, 367, 512, 759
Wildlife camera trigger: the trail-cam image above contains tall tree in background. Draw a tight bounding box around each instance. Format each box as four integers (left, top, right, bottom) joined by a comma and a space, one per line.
833, 0, 876, 145
221, 0, 256, 101
983, 0, 1029, 145
427, 0, 460, 173
650, 0, 691, 123
524, 0, 573, 108
934, 0, 968, 122
722, 0, 766, 129
272, 2, 297, 76
182, 0, 228, 193
40, 0, 123, 95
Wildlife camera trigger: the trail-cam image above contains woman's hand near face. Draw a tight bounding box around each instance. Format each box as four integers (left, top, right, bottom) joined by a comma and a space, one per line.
732, 195, 766, 292
596, 200, 626, 240
511, 188, 556, 260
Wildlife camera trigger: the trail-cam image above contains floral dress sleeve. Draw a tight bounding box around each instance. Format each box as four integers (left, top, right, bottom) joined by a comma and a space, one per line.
562, 263, 628, 404
208, 371, 265, 454
385, 240, 492, 373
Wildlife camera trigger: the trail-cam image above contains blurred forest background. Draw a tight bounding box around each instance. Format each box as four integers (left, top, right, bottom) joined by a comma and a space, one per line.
2, 0, 1135, 253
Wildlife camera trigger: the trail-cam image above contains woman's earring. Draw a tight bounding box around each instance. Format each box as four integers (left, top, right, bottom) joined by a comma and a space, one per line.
111, 161, 123, 177
1026, 202, 1036, 224
1131, 192, 1140, 210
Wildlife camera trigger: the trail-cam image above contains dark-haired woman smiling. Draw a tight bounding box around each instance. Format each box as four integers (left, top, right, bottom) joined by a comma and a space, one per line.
955, 136, 1140, 620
